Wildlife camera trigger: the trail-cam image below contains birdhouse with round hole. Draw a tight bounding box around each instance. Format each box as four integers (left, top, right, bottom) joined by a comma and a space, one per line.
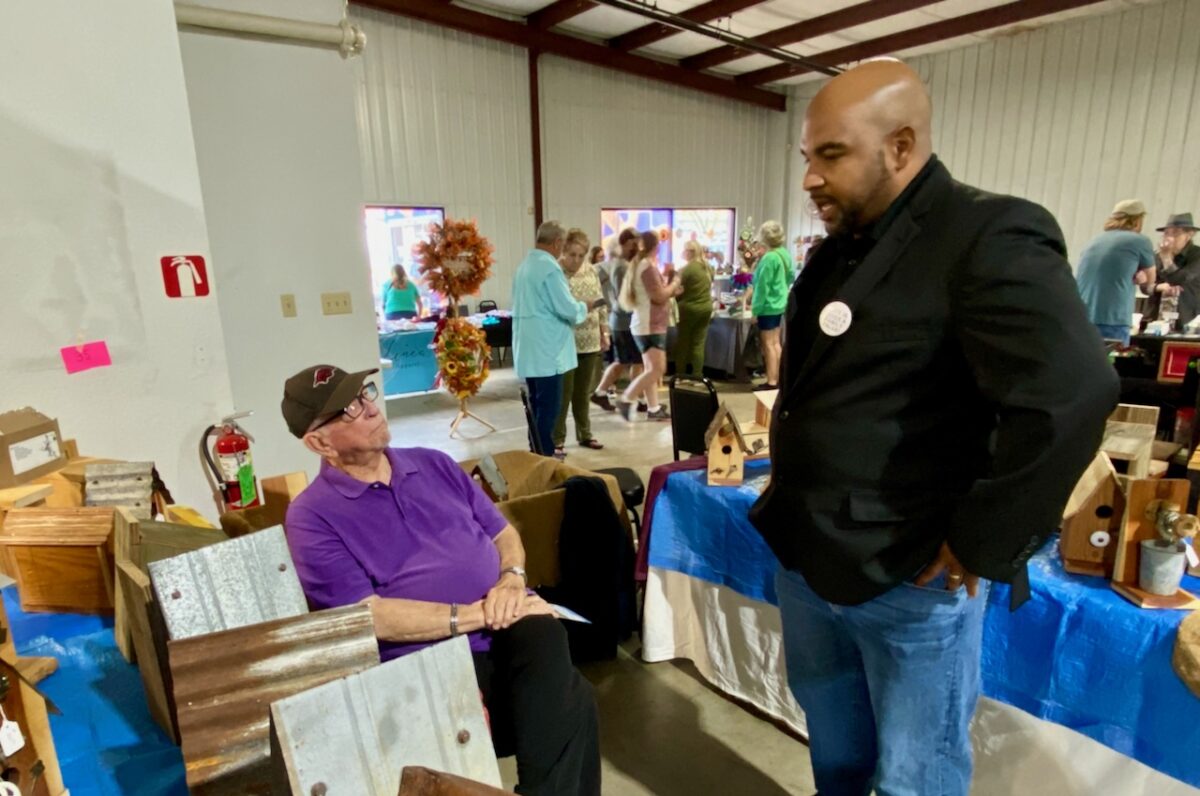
705, 405, 751, 487
1059, 452, 1124, 578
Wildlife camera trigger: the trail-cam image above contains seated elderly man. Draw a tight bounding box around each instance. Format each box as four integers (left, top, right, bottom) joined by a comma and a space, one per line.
281, 364, 600, 796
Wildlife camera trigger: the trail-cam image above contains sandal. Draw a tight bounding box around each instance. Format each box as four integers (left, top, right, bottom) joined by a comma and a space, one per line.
579, 439, 604, 450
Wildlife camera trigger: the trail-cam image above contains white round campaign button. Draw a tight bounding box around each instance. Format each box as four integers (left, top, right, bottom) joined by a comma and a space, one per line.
818, 301, 853, 337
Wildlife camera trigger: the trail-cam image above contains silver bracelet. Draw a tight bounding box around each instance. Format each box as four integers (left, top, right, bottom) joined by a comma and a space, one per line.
449, 602, 459, 637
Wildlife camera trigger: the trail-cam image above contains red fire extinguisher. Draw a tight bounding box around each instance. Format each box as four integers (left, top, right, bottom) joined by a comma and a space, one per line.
201, 412, 261, 512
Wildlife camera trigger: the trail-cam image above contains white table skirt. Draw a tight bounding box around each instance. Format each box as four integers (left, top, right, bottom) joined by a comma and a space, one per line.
642, 566, 1199, 796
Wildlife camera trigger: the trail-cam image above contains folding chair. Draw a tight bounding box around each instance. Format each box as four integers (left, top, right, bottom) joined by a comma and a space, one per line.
668, 376, 720, 461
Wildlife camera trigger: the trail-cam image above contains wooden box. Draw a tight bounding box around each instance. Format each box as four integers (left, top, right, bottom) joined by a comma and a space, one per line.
1111, 478, 1199, 609
0, 507, 115, 614
1059, 452, 1124, 578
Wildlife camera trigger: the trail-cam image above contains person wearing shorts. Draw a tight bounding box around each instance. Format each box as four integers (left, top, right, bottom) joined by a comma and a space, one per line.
618, 231, 681, 422
749, 221, 795, 390
592, 230, 643, 411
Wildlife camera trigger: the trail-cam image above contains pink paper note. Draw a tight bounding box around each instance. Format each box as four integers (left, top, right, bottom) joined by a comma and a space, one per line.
60, 341, 112, 374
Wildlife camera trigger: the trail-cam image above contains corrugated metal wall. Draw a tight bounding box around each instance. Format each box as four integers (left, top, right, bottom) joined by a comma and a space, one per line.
352, 8, 789, 304
538, 55, 789, 248
352, 7, 535, 306
788, 0, 1200, 265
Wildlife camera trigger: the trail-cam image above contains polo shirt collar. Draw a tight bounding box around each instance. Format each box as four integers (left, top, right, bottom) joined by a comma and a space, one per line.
319, 448, 419, 499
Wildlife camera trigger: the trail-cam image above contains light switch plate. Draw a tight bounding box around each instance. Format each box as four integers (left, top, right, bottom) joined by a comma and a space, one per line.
321, 291, 353, 316
280, 293, 297, 318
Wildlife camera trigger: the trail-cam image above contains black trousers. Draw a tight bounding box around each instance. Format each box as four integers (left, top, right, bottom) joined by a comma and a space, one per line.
472, 616, 600, 796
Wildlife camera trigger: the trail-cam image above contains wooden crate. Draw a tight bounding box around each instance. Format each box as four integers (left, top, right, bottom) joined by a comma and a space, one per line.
0, 507, 114, 614
1101, 420, 1155, 479
0, 595, 64, 795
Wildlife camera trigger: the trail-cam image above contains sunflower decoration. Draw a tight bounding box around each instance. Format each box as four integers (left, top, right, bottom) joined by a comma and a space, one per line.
415, 218, 495, 307
736, 215, 765, 269
434, 317, 491, 400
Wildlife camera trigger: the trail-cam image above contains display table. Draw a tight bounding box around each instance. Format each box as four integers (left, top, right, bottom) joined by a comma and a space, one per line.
641, 460, 1200, 792
378, 327, 438, 397
704, 314, 758, 382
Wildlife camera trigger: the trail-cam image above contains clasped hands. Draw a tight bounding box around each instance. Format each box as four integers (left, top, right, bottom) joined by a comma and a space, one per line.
481, 571, 556, 630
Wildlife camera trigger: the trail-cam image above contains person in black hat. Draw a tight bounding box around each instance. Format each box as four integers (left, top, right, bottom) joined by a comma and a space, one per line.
1145, 212, 1200, 329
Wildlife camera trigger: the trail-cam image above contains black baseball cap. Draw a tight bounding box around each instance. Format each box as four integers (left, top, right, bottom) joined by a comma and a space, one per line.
281, 364, 379, 438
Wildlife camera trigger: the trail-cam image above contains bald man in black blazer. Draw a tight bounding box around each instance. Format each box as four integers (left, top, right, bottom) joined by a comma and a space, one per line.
749, 61, 1117, 796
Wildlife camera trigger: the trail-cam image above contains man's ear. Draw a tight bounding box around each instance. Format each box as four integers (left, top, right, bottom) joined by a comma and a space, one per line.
302, 429, 334, 459
889, 126, 917, 172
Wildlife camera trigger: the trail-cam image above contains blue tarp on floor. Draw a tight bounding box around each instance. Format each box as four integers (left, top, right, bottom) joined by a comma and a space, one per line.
4, 588, 186, 795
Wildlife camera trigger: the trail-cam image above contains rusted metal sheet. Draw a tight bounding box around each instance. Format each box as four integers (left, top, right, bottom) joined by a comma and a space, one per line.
148, 525, 307, 640
169, 603, 380, 794
84, 461, 155, 519
271, 636, 500, 795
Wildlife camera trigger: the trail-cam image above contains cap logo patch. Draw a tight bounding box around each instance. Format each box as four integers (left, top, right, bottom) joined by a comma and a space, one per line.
313, 367, 337, 387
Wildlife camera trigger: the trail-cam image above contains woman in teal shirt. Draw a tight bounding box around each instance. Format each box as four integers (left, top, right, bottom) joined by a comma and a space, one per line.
382, 264, 423, 320
748, 220, 794, 390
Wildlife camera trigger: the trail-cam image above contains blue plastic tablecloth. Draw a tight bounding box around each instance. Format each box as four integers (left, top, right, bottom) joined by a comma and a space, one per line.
646, 462, 1200, 787
379, 329, 438, 396
4, 588, 185, 795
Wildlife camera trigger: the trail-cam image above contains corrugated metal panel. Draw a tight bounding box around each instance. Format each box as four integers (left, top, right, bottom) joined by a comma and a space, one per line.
169, 603, 380, 794
538, 55, 789, 242
83, 461, 154, 519
271, 636, 500, 795
351, 7, 535, 307
148, 525, 307, 640
787, 0, 1200, 263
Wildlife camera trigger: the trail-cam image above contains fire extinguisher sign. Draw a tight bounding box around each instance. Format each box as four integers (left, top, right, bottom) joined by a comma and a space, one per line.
161, 255, 210, 298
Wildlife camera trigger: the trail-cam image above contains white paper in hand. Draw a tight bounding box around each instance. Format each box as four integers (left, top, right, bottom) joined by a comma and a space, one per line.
0, 707, 25, 758
549, 604, 592, 624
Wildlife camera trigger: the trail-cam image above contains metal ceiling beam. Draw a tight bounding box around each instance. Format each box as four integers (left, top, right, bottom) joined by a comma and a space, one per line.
681, 0, 940, 73
354, 0, 786, 110
527, 0, 596, 30
589, 0, 838, 76
737, 0, 1108, 85
608, 0, 763, 52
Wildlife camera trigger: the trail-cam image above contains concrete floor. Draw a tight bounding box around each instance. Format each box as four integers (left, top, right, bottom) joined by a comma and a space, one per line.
385, 365, 816, 795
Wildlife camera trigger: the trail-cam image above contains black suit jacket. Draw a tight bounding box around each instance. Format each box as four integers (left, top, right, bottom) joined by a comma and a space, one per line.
749, 161, 1119, 609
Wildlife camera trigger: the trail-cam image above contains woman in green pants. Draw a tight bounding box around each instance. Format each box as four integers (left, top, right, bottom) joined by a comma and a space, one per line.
553, 228, 609, 455
673, 240, 714, 377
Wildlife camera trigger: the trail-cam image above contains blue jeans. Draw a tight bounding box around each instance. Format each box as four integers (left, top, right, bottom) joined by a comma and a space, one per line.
525, 375, 564, 456
775, 568, 989, 796
1095, 323, 1130, 344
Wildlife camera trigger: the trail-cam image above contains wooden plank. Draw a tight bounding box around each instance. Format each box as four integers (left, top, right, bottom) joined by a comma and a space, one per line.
1111, 478, 1197, 608
163, 504, 218, 528
169, 604, 380, 794
271, 637, 501, 795
1110, 403, 1160, 428
0, 659, 53, 796
1059, 453, 1123, 578
0, 483, 53, 508
14, 656, 58, 685
399, 767, 511, 796
0, 593, 63, 796
148, 526, 307, 641
1101, 420, 1154, 478
117, 560, 176, 741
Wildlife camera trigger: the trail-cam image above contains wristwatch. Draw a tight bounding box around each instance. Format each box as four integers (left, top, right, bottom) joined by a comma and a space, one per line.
501, 566, 528, 585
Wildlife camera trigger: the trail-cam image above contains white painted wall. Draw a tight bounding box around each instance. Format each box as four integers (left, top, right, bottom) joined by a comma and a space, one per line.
179, 1, 379, 485
787, 0, 1200, 264
352, 7, 536, 308
350, 8, 790, 305
0, 0, 233, 512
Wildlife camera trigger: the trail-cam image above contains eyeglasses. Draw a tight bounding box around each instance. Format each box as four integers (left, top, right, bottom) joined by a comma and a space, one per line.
312, 383, 379, 431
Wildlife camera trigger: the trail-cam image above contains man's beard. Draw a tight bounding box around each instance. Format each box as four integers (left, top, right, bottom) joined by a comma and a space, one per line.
812, 154, 891, 238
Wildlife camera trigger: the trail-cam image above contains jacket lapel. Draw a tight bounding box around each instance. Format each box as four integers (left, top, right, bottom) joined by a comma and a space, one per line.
786, 162, 949, 397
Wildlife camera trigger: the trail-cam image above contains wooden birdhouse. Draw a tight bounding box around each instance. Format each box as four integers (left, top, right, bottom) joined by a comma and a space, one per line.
706, 405, 750, 486
1059, 452, 1124, 578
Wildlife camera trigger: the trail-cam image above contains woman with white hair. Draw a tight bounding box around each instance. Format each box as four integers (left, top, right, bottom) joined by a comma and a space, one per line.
748, 220, 794, 390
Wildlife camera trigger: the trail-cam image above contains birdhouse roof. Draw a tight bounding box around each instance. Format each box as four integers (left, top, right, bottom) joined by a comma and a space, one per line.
704, 404, 749, 453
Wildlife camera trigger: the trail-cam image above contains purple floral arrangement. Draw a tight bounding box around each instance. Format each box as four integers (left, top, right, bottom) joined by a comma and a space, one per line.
732, 272, 754, 288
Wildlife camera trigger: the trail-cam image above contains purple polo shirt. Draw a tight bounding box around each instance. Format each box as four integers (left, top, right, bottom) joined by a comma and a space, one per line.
284, 447, 508, 661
